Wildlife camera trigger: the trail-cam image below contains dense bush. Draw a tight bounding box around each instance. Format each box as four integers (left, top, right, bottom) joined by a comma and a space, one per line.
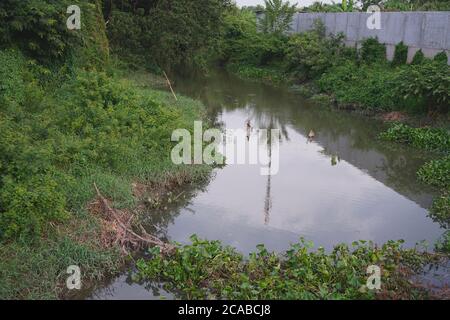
0, 175, 68, 240
285, 21, 349, 81
359, 0, 450, 11
0, 49, 27, 104
219, 8, 287, 67
0, 0, 77, 63
392, 42, 408, 66
434, 51, 449, 64
228, 64, 285, 84
394, 60, 450, 112
106, 0, 232, 71
0, 0, 107, 68
360, 38, 386, 64
411, 50, 426, 65
0, 49, 205, 241
318, 61, 398, 110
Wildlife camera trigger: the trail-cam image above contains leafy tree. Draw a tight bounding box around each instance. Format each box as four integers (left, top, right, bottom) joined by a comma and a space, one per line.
106, 0, 232, 71
0, 0, 78, 63
303, 1, 344, 12
218, 8, 286, 66
261, 0, 297, 35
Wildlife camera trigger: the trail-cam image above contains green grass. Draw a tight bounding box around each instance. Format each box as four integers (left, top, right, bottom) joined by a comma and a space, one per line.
0, 218, 121, 299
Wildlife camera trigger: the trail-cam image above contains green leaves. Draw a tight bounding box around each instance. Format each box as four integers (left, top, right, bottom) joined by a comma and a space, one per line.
0, 52, 208, 241
418, 156, 450, 189
0, 174, 68, 241
285, 21, 345, 81
429, 194, 450, 229
360, 38, 386, 64
395, 60, 450, 112
136, 237, 435, 300
380, 123, 450, 154
107, 0, 232, 71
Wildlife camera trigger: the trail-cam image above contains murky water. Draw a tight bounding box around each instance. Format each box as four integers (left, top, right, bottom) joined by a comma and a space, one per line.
87, 71, 445, 300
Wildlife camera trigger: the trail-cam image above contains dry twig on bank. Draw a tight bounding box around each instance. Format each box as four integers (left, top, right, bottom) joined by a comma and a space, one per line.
90, 183, 176, 255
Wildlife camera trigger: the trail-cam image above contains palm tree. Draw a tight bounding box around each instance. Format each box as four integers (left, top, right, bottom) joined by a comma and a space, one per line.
262, 0, 297, 35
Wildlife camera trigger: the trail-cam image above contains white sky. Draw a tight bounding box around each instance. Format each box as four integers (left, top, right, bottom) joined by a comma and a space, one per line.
235, 0, 334, 7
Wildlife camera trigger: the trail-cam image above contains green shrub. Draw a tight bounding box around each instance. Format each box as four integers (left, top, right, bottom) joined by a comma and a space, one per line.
434, 51, 448, 64
107, 0, 231, 71
285, 21, 346, 81
392, 42, 408, 66
0, 62, 208, 241
360, 38, 386, 64
411, 50, 426, 65
394, 60, 450, 112
228, 64, 285, 84
219, 9, 287, 67
0, 0, 78, 63
0, 49, 26, 105
0, 175, 68, 241
318, 61, 398, 110
380, 123, 450, 154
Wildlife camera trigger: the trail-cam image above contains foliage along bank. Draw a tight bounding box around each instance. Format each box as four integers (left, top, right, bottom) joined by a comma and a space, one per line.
0, 0, 215, 299
380, 124, 450, 253
217, 7, 449, 116
136, 235, 448, 299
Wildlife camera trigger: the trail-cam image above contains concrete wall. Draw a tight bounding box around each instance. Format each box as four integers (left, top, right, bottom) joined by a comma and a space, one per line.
290, 12, 450, 64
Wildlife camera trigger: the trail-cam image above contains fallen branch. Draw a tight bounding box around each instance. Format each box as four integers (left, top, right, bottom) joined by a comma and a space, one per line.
91, 183, 176, 255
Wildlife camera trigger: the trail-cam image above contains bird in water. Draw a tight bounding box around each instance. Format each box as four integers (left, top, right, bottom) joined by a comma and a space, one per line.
246, 120, 252, 140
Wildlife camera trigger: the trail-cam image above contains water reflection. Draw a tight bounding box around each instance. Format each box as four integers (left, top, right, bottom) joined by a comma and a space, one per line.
173, 71, 437, 210
88, 70, 445, 299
